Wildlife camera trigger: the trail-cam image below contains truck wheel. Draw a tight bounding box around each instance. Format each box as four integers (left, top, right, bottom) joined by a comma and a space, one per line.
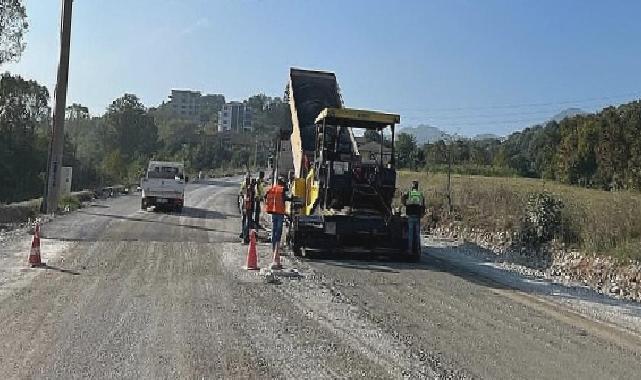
291, 243, 302, 256
287, 226, 302, 256
141, 198, 146, 210
176, 205, 183, 213
407, 254, 421, 263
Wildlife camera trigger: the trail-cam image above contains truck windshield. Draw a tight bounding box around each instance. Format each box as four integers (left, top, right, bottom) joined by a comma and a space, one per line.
147, 166, 182, 179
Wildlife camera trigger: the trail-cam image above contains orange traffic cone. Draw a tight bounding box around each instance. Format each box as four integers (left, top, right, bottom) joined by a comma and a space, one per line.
244, 229, 258, 270
28, 223, 45, 268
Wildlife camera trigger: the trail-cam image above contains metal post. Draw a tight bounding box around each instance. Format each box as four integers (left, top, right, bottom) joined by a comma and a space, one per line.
43, 0, 73, 214
253, 137, 258, 170
379, 128, 384, 166
390, 124, 396, 166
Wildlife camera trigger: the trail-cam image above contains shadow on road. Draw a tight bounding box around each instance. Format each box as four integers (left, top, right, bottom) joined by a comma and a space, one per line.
181, 206, 236, 220
34, 264, 81, 276
308, 249, 513, 290
87, 204, 109, 209
51, 209, 241, 238
190, 179, 240, 188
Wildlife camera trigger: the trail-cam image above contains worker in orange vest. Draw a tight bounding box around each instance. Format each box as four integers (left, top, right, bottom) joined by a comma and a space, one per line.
264, 176, 288, 270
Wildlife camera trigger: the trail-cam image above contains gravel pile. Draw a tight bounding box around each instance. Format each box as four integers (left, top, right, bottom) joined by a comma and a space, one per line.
432, 222, 641, 303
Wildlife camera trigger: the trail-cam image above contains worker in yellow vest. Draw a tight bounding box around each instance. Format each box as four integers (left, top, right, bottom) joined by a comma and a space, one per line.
238, 174, 255, 245
264, 176, 288, 270
401, 180, 426, 256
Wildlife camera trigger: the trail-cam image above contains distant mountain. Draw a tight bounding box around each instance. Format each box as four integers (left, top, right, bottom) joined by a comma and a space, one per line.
399, 108, 585, 144
551, 107, 586, 122
473, 133, 501, 140
398, 124, 450, 144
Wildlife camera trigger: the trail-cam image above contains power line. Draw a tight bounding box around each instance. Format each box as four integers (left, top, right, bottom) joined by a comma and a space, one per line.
395, 91, 641, 113
396, 94, 641, 128
409, 108, 579, 122
402, 116, 552, 128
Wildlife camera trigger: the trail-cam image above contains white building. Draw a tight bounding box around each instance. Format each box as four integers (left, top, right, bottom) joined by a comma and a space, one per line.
217, 102, 253, 132
168, 90, 224, 122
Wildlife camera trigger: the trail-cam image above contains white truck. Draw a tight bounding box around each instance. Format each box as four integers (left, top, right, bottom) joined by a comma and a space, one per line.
140, 161, 186, 212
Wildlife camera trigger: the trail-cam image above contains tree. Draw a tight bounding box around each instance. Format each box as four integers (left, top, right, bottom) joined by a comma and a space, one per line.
395, 132, 417, 168
102, 149, 126, 183
65, 103, 89, 120
0, 0, 28, 64
104, 94, 158, 159
249, 95, 291, 135
0, 73, 49, 202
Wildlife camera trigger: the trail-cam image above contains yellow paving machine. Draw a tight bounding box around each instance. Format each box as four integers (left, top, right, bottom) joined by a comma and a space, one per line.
284, 68, 413, 260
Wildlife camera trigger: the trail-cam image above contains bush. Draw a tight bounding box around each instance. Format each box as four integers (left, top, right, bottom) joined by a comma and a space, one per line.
516, 192, 564, 248
59, 195, 81, 212
73, 190, 94, 202
398, 171, 641, 261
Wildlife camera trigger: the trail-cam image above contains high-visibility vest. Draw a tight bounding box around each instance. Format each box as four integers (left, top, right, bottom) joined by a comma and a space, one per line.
406, 189, 424, 206
265, 185, 286, 215
255, 180, 264, 198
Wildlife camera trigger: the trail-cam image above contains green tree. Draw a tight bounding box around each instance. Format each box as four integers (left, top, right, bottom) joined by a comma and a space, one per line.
102, 149, 127, 184
104, 94, 158, 159
0, 0, 28, 64
395, 132, 417, 168
0, 73, 49, 202
364, 130, 380, 142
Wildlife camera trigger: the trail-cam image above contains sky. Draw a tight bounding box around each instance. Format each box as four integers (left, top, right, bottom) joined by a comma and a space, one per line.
4, 0, 641, 136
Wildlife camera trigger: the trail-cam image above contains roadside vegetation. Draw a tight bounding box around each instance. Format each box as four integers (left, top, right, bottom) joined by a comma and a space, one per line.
1, 77, 287, 204
398, 171, 641, 261
0, 2, 287, 204
396, 99, 641, 192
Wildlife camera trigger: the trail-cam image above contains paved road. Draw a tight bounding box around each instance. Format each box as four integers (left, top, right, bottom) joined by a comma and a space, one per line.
1, 178, 640, 379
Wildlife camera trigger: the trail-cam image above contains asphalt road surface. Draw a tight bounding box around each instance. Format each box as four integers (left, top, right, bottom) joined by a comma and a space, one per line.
1, 178, 640, 379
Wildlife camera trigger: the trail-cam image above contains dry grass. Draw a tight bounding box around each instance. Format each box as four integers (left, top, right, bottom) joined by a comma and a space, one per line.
397, 171, 641, 261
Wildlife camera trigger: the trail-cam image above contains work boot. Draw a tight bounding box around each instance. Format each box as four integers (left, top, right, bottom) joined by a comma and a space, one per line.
270, 262, 283, 270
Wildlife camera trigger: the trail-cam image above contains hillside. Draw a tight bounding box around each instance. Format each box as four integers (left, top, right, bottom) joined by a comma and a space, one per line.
399, 124, 449, 144
551, 107, 586, 122
411, 99, 641, 191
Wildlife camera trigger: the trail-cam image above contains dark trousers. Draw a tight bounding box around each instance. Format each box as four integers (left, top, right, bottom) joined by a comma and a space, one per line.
408, 215, 421, 254
254, 200, 261, 227
242, 209, 253, 243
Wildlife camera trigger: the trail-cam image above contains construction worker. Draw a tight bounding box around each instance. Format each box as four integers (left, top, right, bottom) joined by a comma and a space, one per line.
401, 180, 426, 256
264, 176, 288, 270
239, 174, 255, 244
254, 171, 265, 229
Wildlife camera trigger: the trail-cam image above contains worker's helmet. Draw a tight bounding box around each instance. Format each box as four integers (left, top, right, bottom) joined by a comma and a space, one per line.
277, 176, 286, 185
412, 180, 419, 189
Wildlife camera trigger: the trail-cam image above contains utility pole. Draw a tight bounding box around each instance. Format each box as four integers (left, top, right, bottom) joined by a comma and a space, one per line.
42, 0, 73, 213
253, 137, 258, 170
447, 138, 453, 214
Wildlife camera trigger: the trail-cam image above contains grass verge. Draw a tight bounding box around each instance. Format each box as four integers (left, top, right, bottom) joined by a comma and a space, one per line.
397, 171, 641, 261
